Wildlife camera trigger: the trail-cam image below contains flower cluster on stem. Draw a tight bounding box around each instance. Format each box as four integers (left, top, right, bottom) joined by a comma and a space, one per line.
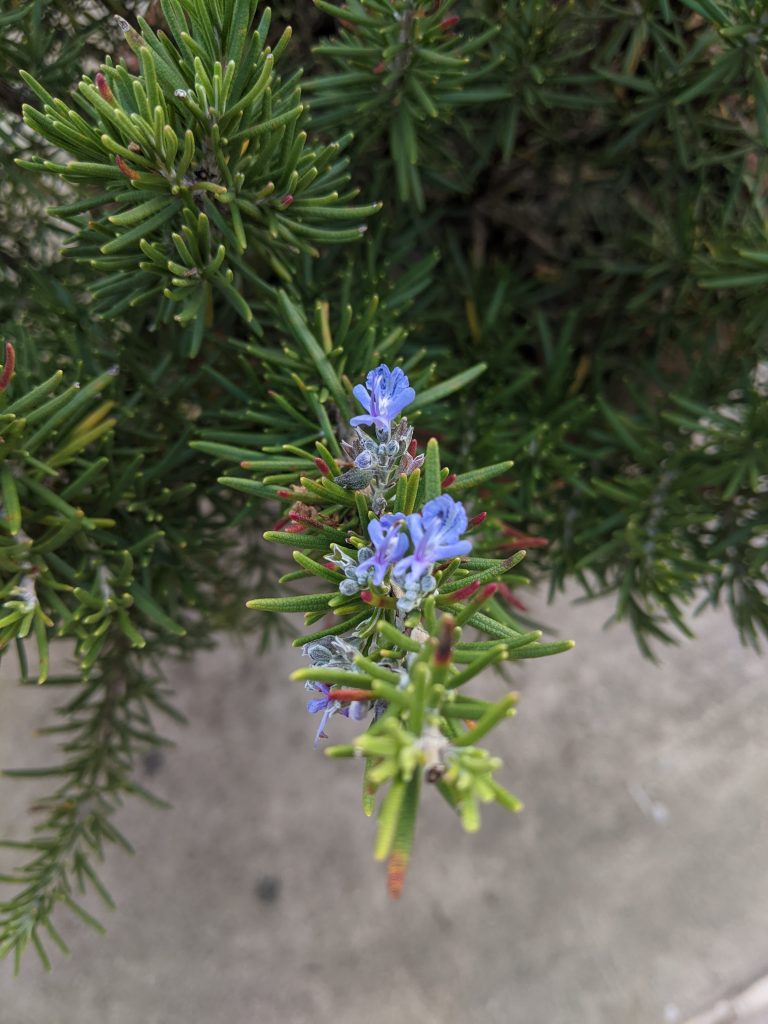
248, 359, 572, 898
303, 363, 473, 745
327, 364, 471, 612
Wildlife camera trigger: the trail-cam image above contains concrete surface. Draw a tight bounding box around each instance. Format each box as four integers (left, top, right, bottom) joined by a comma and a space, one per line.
0, 586, 767, 1024
685, 972, 768, 1024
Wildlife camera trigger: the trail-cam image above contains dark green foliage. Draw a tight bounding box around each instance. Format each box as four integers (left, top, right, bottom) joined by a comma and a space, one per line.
307, 0, 499, 208
301, 0, 768, 652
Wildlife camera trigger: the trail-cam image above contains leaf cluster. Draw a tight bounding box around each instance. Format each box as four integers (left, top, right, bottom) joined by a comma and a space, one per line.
17, 0, 379, 348
248, 428, 572, 894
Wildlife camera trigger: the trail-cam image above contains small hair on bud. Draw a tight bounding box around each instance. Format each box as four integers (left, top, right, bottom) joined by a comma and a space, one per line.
314, 457, 330, 476
468, 511, 487, 528
279, 193, 294, 207
441, 473, 457, 489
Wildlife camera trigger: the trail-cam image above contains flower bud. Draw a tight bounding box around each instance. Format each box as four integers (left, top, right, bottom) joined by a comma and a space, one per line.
349, 701, 369, 721
95, 72, 114, 103
115, 154, 139, 180
0, 341, 15, 392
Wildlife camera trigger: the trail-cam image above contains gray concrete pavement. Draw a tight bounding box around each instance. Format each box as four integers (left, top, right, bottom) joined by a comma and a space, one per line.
1, 587, 766, 1024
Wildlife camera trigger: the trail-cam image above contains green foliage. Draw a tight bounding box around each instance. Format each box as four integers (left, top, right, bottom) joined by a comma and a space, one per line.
307, 0, 499, 208
0, 1, 126, 114
358, 0, 768, 651
0, 362, 119, 681
197, 290, 486, 498
248, 408, 571, 895
18, 0, 379, 347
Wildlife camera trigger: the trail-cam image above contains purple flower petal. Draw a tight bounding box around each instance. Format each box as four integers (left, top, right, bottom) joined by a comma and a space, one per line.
352, 383, 372, 414
350, 364, 415, 435
394, 495, 472, 589
314, 705, 334, 747
433, 539, 472, 560
356, 513, 408, 587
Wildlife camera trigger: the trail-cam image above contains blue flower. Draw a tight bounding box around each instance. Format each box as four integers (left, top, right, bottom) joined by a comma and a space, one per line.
350, 364, 415, 436
394, 495, 471, 589
306, 682, 350, 748
356, 513, 409, 586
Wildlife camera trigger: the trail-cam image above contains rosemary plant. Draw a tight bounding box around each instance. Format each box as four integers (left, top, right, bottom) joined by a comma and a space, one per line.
248, 363, 573, 895
1, 0, 766, 970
